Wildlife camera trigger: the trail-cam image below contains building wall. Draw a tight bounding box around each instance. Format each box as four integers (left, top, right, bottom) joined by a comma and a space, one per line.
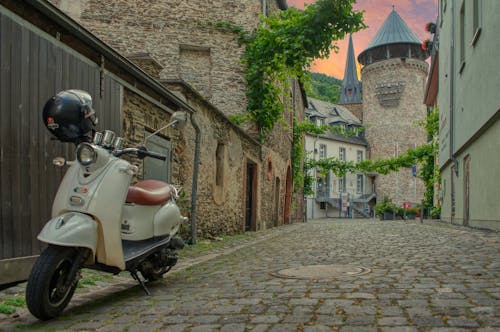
438, 0, 500, 231
51, 0, 304, 228
305, 134, 369, 219
50, 0, 279, 119
342, 103, 363, 123
361, 58, 428, 205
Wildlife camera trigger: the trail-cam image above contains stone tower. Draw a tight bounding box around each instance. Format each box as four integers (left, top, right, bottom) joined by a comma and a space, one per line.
358, 8, 429, 205
338, 35, 363, 121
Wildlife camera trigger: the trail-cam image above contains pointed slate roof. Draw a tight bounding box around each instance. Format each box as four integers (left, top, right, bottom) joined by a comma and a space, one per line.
338, 34, 361, 104
363, 8, 421, 53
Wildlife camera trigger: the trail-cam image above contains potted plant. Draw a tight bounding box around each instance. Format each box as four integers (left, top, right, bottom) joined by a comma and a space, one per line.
375, 197, 395, 220
421, 39, 433, 51
431, 205, 441, 219
406, 207, 418, 220
396, 207, 405, 220
425, 22, 437, 34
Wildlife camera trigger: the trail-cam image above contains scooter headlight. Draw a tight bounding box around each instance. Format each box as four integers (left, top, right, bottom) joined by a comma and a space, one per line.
77, 143, 97, 166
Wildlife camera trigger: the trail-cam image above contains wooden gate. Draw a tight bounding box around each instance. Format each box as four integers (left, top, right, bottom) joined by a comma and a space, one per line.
0, 7, 122, 285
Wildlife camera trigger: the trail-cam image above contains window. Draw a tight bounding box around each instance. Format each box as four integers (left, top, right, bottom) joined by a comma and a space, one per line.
357, 174, 364, 194
472, 0, 482, 45
357, 150, 363, 163
339, 147, 346, 161
144, 133, 171, 182
215, 143, 225, 186
459, 2, 466, 72
317, 177, 325, 197
319, 144, 327, 158
339, 175, 346, 193
317, 118, 325, 127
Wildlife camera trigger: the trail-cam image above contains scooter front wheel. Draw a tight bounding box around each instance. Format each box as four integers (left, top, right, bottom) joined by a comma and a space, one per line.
26, 245, 81, 320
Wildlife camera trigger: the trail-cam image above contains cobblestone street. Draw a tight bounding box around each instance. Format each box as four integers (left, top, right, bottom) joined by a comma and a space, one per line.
1, 219, 499, 331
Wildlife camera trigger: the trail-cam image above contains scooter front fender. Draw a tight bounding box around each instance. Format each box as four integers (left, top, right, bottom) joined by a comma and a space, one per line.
38, 212, 98, 258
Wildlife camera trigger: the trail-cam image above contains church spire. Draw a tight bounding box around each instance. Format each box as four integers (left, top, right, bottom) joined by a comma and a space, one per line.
338, 34, 361, 104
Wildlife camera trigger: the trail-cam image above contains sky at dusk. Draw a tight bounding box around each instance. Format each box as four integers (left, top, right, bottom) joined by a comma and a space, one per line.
287, 0, 438, 79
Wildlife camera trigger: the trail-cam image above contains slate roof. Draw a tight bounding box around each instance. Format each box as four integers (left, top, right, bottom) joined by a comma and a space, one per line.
306, 98, 367, 146
307, 98, 361, 125
362, 8, 421, 54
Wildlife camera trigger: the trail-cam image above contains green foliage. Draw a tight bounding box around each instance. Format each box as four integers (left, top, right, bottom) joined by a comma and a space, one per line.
420, 107, 440, 208
213, 0, 365, 134
0, 296, 26, 314
304, 72, 342, 103
405, 207, 420, 216
313, 143, 434, 178
291, 118, 364, 193
0, 304, 16, 315
374, 197, 395, 216
228, 114, 248, 126
310, 107, 441, 212
431, 205, 441, 217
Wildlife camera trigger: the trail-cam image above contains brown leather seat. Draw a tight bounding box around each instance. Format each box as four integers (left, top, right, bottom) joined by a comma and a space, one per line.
126, 180, 172, 205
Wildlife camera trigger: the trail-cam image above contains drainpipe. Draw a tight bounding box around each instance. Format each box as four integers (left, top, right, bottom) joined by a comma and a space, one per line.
449, 0, 458, 176
312, 135, 319, 220
189, 112, 201, 244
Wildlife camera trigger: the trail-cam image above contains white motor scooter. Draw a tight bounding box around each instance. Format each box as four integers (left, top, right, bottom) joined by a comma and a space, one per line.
26, 90, 188, 320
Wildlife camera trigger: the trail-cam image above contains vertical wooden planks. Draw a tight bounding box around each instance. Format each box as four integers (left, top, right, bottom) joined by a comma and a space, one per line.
0, 10, 123, 260
1, 13, 13, 259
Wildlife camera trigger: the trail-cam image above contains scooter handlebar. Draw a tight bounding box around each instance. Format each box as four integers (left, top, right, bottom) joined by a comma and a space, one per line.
114, 147, 167, 161
143, 150, 167, 161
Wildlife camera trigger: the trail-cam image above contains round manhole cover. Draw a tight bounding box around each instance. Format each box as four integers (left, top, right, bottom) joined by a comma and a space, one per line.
271, 264, 371, 280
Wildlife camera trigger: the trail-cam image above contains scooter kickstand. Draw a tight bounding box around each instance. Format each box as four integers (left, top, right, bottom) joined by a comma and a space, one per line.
131, 271, 151, 296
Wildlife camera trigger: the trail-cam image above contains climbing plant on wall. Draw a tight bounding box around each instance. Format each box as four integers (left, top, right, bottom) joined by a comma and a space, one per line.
291, 119, 365, 192
308, 108, 440, 209
212, 0, 365, 136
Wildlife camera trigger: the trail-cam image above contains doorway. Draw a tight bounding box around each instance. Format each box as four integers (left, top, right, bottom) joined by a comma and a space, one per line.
463, 155, 470, 226
245, 160, 257, 231
274, 177, 281, 227
283, 165, 292, 225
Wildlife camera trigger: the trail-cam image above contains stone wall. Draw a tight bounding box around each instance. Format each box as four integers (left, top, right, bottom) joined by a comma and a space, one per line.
51, 0, 306, 233
162, 80, 302, 237
361, 58, 428, 205
342, 103, 363, 123
50, 0, 282, 119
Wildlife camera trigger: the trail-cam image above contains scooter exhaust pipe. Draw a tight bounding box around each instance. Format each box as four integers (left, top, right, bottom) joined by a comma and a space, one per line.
169, 237, 185, 250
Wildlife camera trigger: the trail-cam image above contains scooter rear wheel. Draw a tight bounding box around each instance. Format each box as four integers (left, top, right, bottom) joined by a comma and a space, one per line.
26, 245, 81, 320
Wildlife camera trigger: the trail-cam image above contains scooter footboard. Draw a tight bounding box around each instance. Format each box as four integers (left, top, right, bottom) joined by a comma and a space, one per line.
38, 212, 98, 259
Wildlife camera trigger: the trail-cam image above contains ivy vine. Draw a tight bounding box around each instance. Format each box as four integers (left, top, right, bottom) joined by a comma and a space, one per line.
292, 119, 364, 193
309, 107, 440, 209
212, 0, 365, 135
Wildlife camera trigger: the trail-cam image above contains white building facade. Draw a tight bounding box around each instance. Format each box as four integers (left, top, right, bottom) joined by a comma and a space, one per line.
305, 98, 375, 220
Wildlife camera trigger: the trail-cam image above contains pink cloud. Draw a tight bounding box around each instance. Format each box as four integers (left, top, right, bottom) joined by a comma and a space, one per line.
286, 0, 438, 78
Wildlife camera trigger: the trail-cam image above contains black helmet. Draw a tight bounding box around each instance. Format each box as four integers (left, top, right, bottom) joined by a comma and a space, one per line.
42, 90, 98, 143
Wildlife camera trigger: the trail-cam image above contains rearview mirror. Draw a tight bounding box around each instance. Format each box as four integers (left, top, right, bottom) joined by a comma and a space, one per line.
171, 111, 187, 130
144, 111, 189, 143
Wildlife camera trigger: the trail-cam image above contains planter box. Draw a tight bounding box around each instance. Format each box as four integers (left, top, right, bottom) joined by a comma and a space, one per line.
383, 212, 394, 220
